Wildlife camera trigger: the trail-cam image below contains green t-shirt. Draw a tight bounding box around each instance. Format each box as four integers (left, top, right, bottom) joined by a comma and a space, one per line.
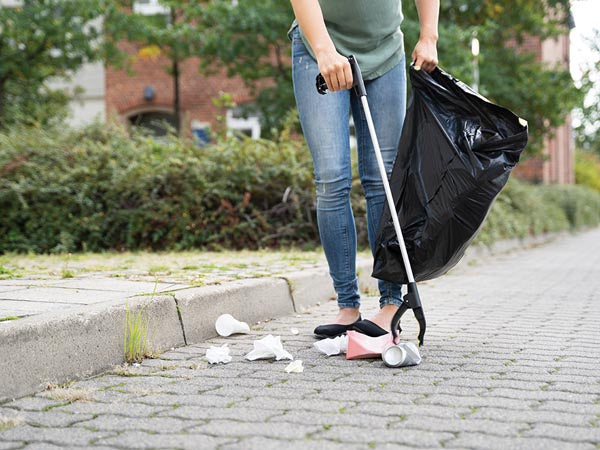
287, 0, 405, 80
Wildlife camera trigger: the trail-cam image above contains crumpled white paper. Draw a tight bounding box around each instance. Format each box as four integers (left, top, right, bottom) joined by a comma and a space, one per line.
205, 344, 232, 364
245, 335, 293, 361
313, 334, 348, 356
284, 360, 304, 373
290, 328, 299, 335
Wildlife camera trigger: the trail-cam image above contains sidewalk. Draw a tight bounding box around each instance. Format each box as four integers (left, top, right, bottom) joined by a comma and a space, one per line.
0, 231, 578, 400
0, 248, 376, 401
0, 249, 334, 319
0, 227, 598, 448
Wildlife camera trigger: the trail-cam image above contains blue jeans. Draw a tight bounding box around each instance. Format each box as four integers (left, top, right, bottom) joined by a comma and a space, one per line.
291, 26, 407, 309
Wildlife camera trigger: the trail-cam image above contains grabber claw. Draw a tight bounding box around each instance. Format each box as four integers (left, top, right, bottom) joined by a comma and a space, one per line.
390, 281, 426, 347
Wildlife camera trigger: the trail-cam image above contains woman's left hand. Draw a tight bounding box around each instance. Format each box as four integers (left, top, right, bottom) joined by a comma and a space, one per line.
411, 36, 438, 72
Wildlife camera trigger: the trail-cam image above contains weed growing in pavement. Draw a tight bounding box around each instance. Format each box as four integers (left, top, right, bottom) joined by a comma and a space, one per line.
123, 301, 150, 363
0, 416, 23, 430
41, 383, 93, 403
111, 365, 148, 377
148, 265, 170, 275
0, 266, 17, 279
123, 279, 161, 363
0, 316, 19, 322
61, 253, 75, 278
61, 269, 75, 278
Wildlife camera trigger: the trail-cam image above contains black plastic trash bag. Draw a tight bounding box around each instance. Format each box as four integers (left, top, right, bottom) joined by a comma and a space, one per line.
372, 65, 528, 284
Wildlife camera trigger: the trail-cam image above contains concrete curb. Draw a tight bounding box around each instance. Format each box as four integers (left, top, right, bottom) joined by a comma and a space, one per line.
174, 278, 294, 345
0, 294, 183, 401
0, 229, 575, 401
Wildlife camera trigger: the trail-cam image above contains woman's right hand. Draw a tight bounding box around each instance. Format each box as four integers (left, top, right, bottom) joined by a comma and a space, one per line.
316, 48, 353, 93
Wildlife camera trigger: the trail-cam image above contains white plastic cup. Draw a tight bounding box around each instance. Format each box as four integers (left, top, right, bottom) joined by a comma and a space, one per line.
215, 314, 250, 337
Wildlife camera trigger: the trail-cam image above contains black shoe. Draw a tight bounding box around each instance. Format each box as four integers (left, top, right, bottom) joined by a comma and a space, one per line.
314, 315, 362, 339
351, 319, 390, 337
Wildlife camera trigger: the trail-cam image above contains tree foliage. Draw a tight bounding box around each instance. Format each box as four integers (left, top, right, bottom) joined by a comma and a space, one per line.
0, 0, 150, 129
414, 0, 583, 156
0, 0, 105, 127
573, 30, 600, 156
193, 0, 583, 155
102, 0, 206, 133
190, 0, 294, 137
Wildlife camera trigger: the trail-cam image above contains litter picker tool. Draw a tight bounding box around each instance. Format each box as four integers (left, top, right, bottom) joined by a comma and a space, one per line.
316, 56, 426, 346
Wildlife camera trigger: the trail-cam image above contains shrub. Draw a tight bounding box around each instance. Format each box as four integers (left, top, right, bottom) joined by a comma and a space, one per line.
575, 151, 600, 192
1, 117, 598, 254
474, 177, 600, 246
0, 113, 368, 253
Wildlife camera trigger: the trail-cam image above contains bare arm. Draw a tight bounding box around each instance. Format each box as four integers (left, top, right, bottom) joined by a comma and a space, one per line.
412, 0, 439, 72
290, 0, 353, 92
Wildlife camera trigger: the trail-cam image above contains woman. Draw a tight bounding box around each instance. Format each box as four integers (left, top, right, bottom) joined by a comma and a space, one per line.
288, 0, 439, 338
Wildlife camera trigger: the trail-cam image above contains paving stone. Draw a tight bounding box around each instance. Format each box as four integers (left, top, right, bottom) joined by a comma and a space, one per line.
21, 446, 115, 450
267, 410, 395, 428
0, 442, 23, 450
1, 397, 68, 412
444, 433, 597, 449
481, 388, 597, 403
0, 425, 117, 447
523, 423, 600, 443
7, 410, 94, 428
156, 405, 278, 422
352, 402, 470, 420
58, 401, 172, 418
130, 393, 248, 408
313, 425, 454, 447
415, 394, 535, 411
535, 400, 600, 415
470, 407, 597, 426
189, 420, 322, 440
394, 416, 524, 436
206, 385, 317, 399
438, 377, 546, 391
94, 431, 235, 449
219, 436, 366, 450
546, 381, 600, 395
240, 396, 354, 413
71, 415, 199, 433
305, 389, 417, 404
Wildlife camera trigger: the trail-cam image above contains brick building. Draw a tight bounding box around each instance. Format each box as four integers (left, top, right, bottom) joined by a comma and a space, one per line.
509, 33, 575, 184
41, 0, 575, 184
105, 40, 257, 141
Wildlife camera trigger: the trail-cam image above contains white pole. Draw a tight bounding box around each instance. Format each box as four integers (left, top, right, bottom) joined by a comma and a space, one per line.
471, 35, 480, 92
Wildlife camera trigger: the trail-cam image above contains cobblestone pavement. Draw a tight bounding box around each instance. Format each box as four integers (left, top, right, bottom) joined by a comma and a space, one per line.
0, 228, 599, 449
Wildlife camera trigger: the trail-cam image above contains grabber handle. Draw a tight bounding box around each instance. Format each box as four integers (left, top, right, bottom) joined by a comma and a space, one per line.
391, 282, 426, 347
348, 55, 367, 97
315, 54, 366, 97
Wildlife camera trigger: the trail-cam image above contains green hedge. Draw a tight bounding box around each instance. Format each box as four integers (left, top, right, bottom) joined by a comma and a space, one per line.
575, 151, 600, 193
0, 117, 328, 252
474, 176, 600, 246
1, 119, 599, 253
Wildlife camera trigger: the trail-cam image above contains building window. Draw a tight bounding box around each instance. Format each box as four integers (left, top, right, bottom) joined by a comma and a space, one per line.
133, 0, 170, 16
129, 111, 176, 137
226, 106, 261, 139
191, 120, 211, 147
